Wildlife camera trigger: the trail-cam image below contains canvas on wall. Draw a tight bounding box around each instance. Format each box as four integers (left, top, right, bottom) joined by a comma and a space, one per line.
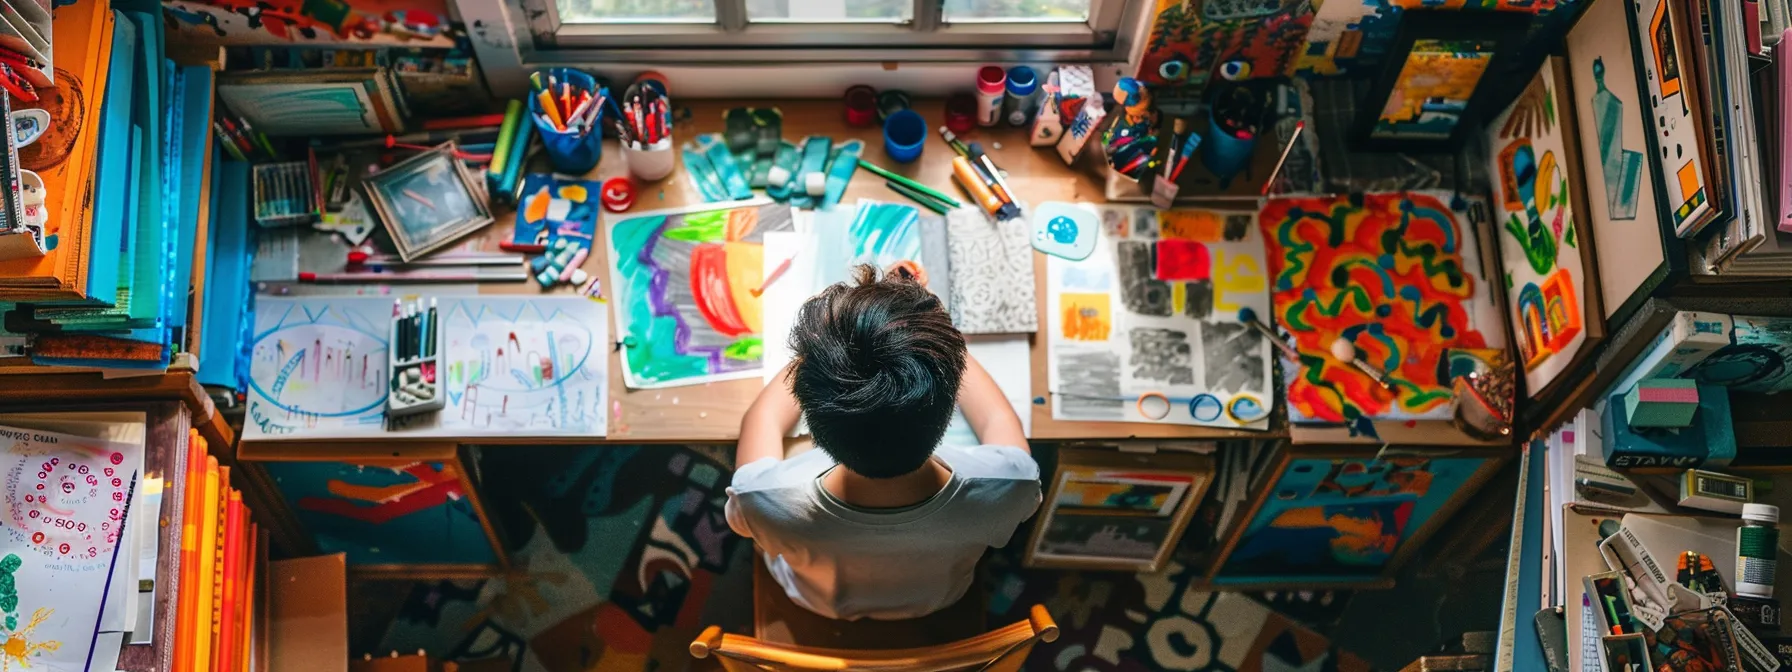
1210, 451, 1500, 586
1563, 0, 1667, 320
265, 460, 500, 568
1630, 0, 1717, 236
605, 200, 794, 389
163, 0, 456, 47
1295, 0, 1565, 78
1135, 0, 1315, 89
1485, 59, 1603, 398
1046, 205, 1275, 429
1257, 191, 1506, 430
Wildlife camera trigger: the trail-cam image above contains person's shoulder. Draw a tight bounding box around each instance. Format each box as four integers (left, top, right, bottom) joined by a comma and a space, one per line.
936, 444, 1039, 481
730, 449, 835, 493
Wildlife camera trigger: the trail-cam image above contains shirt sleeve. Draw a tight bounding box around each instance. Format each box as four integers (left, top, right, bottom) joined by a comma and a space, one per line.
986, 479, 1043, 549
724, 487, 755, 539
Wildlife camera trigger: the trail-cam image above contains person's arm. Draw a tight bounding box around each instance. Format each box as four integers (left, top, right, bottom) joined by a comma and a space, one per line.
958, 354, 1029, 453
736, 363, 802, 468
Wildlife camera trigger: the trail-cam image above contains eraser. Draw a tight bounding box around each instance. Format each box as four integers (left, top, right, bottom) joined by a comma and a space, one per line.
571, 268, 589, 285
768, 166, 792, 188
804, 172, 826, 196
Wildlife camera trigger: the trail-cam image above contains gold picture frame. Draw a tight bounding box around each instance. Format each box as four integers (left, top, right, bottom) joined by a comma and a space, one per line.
361, 142, 493, 262
1024, 446, 1214, 573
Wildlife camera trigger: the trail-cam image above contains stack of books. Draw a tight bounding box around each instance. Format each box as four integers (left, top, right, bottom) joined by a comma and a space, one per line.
0, 0, 230, 371
174, 428, 261, 672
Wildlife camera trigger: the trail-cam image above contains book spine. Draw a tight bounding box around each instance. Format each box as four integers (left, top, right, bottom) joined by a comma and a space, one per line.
172, 429, 206, 671
216, 491, 243, 671
193, 458, 219, 672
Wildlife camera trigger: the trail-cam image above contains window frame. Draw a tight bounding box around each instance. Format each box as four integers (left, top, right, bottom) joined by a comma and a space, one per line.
516, 0, 1142, 64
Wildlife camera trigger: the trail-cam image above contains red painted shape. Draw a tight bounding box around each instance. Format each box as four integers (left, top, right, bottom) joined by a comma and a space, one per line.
1154, 239, 1212, 281
690, 243, 750, 337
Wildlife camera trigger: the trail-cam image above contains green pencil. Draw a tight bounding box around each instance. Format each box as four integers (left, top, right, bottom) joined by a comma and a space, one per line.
886, 180, 950, 214
856, 159, 961, 209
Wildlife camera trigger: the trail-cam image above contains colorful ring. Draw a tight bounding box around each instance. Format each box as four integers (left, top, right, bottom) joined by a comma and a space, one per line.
1136, 392, 1171, 420
1225, 393, 1268, 424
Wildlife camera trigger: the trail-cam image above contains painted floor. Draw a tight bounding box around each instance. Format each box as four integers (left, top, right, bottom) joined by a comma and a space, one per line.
364, 445, 1377, 671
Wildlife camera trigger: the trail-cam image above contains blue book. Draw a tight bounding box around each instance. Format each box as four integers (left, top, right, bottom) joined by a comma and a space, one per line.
121, 10, 163, 324
74, 11, 135, 308
169, 65, 212, 333
197, 160, 252, 390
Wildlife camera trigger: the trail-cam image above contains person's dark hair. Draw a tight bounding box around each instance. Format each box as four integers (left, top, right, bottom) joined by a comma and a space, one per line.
789, 264, 965, 479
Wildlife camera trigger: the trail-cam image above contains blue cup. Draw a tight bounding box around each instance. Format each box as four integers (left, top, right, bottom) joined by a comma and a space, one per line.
530, 68, 605, 174
883, 109, 926, 163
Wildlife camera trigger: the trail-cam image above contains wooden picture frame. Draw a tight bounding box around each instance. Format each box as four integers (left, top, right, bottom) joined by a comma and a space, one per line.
362, 142, 493, 262
1353, 11, 1531, 152
1485, 56, 1609, 405
1024, 445, 1214, 573
254, 444, 509, 580
1561, 0, 1684, 331
1204, 445, 1506, 589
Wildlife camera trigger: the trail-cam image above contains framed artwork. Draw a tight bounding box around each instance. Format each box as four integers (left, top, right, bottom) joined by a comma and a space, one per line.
1025, 446, 1214, 573
1561, 0, 1681, 327
1354, 11, 1530, 151
261, 450, 508, 579
1630, 0, 1720, 238
1207, 446, 1505, 588
1485, 57, 1606, 401
363, 142, 493, 262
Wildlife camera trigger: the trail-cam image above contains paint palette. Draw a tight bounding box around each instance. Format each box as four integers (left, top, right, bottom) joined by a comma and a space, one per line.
1032, 201, 1099, 261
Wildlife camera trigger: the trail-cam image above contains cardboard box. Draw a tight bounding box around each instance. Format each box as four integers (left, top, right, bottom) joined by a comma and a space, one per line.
269, 553, 347, 672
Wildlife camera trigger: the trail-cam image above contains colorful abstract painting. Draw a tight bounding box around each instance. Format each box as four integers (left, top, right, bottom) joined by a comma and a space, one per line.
1135, 0, 1315, 88
605, 200, 794, 389
1564, 0, 1663, 319
162, 0, 456, 47
265, 460, 499, 567
378, 445, 744, 672
1295, 0, 1566, 78
1686, 316, 1792, 393
514, 175, 599, 256
1258, 192, 1504, 427
1486, 62, 1597, 397
1213, 455, 1494, 585
1632, 0, 1715, 236
1047, 205, 1275, 429
1371, 39, 1496, 140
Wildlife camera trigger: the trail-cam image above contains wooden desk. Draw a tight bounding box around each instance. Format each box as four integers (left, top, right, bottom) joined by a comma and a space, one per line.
259, 99, 1280, 447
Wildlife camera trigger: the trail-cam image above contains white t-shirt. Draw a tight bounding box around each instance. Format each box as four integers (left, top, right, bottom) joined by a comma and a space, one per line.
724, 444, 1041, 621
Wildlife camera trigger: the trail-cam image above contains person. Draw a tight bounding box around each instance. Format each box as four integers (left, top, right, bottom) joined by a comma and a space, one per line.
726, 264, 1040, 621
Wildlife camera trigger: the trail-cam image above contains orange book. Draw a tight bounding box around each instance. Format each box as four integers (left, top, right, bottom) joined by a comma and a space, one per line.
172, 431, 207, 671
192, 459, 220, 672
216, 492, 244, 671
0, 0, 113, 296
239, 524, 258, 672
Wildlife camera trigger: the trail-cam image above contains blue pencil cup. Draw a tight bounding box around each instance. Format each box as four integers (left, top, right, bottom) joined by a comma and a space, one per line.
883, 109, 926, 163
1201, 113, 1256, 183
530, 68, 606, 174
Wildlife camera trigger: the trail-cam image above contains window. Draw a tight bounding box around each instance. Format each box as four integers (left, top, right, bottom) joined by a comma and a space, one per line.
525, 0, 1136, 63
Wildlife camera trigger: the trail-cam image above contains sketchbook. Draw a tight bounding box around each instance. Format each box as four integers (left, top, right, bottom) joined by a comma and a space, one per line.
217, 68, 407, 136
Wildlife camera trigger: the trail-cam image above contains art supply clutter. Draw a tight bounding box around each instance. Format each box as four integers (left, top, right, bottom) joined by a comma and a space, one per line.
529, 67, 607, 174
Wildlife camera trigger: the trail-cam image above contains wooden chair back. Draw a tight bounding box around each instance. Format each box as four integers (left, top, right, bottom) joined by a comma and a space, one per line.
689, 604, 1058, 672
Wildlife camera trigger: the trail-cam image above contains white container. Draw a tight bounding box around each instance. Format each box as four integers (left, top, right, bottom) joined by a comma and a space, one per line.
976, 66, 1006, 128
624, 140, 676, 182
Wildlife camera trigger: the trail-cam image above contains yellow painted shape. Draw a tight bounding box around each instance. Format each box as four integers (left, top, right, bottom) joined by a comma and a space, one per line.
1060, 293, 1112, 341
1160, 210, 1225, 241
724, 241, 765, 333
1212, 248, 1267, 314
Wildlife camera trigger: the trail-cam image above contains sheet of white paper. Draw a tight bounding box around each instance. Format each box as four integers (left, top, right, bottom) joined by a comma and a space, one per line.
128, 479, 161, 646
0, 423, 145, 672
87, 631, 124, 672
942, 335, 1033, 447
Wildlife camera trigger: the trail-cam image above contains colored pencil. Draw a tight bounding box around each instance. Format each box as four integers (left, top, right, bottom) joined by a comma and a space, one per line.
856, 159, 962, 208
886, 180, 951, 214
753, 257, 793, 297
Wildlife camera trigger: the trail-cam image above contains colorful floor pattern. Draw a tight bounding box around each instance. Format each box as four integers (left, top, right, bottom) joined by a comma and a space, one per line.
370, 445, 1370, 672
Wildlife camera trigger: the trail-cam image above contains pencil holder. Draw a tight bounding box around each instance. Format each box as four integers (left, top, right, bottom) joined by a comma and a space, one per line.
530, 67, 605, 175
620, 80, 675, 181
1201, 113, 1256, 183
883, 109, 926, 164
387, 301, 446, 418
1151, 174, 1180, 208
